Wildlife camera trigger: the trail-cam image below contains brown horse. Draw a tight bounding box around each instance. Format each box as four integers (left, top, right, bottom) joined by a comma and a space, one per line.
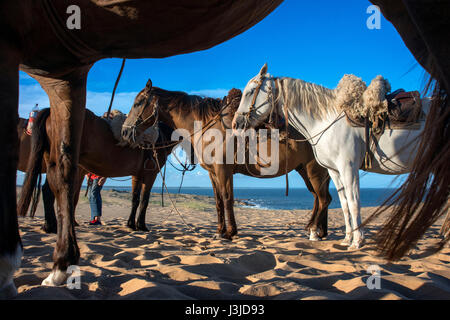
365, 1, 450, 260
19, 108, 174, 236
17, 116, 90, 234
122, 82, 331, 241
0, 1, 281, 295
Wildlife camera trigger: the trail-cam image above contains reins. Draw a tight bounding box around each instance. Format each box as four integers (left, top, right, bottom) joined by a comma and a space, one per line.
237, 75, 347, 196
135, 95, 234, 152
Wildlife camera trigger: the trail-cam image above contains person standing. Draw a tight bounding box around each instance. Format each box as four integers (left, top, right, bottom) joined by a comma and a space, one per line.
86, 173, 107, 225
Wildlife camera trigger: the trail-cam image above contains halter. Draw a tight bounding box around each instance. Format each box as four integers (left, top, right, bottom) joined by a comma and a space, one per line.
235, 75, 277, 128
122, 98, 159, 144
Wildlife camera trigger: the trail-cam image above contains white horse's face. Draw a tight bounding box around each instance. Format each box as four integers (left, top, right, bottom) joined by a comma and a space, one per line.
232, 64, 273, 132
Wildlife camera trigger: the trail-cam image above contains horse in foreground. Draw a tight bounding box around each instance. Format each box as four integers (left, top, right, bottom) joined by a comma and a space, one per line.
0, 1, 281, 297
232, 64, 431, 250
121, 81, 332, 241
19, 107, 173, 286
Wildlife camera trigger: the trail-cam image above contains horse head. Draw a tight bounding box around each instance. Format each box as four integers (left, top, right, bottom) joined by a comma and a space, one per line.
232, 63, 275, 133
122, 79, 159, 145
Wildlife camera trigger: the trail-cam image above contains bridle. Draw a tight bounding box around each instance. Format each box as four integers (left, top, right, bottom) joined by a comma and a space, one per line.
235, 75, 278, 129
122, 97, 159, 144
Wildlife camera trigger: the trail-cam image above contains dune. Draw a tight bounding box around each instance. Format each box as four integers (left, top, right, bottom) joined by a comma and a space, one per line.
12, 189, 450, 300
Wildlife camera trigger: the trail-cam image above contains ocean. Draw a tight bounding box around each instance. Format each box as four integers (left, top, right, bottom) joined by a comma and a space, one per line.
104, 186, 398, 211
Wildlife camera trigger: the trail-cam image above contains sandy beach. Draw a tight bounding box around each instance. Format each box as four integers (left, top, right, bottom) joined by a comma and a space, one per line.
13, 189, 450, 300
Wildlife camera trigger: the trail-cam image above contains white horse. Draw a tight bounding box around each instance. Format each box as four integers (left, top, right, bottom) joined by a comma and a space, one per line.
232, 64, 430, 249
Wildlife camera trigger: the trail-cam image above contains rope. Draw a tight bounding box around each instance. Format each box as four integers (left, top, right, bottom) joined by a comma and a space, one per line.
281, 81, 289, 196
108, 177, 132, 182
152, 148, 204, 237
106, 58, 126, 119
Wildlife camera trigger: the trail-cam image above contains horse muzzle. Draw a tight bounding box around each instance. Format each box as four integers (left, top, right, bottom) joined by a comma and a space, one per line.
232, 113, 248, 135
121, 126, 136, 144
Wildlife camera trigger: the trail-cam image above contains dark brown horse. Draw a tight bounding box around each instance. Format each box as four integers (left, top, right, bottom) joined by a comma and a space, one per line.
19, 108, 174, 237
0, 1, 281, 296
17, 116, 88, 234
366, 1, 450, 260
122, 82, 331, 241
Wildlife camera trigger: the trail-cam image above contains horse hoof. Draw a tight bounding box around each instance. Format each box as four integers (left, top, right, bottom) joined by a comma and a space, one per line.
0, 245, 22, 298
309, 230, 320, 241
318, 231, 328, 239
347, 240, 365, 250
41, 224, 57, 234
221, 233, 233, 241
340, 233, 352, 246
127, 222, 137, 231
0, 282, 18, 299
42, 269, 68, 287
137, 225, 149, 232
340, 239, 352, 246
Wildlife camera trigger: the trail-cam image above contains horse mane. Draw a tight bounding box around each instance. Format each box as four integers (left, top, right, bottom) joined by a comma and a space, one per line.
151, 87, 224, 122
277, 77, 337, 119
225, 88, 242, 113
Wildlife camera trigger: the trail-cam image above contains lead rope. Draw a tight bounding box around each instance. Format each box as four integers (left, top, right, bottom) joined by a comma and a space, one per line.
279, 80, 289, 196
152, 148, 204, 239
106, 58, 126, 119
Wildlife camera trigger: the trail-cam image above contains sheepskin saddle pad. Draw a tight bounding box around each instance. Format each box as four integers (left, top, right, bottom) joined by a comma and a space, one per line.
102, 110, 159, 148
336, 75, 423, 131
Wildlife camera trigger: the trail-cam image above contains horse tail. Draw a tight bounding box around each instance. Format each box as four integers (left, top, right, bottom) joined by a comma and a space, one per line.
17, 108, 50, 217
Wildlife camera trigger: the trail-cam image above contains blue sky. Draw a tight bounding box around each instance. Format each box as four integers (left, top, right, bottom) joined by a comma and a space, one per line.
17, 0, 427, 189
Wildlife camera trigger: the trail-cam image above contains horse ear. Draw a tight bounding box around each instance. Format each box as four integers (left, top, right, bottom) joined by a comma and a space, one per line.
259, 63, 268, 76
146, 79, 153, 90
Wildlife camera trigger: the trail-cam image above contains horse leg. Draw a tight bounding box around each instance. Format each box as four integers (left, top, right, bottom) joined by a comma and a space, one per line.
127, 176, 141, 230
0, 46, 22, 298
317, 176, 331, 238
302, 161, 332, 240
328, 170, 352, 246
136, 177, 156, 232
41, 178, 57, 234
33, 67, 90, 286
296, 165, 321, 241
216, 166, 237, 240
340, 168, 364, 250
209, 172, 226, 237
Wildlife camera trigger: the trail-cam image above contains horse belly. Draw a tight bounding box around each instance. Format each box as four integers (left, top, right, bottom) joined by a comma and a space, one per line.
369, 128, 421, 174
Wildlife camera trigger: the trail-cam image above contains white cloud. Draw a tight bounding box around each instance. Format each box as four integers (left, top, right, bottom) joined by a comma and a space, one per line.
18, 79, 237, 119
18, 84, 50, 117
18, 83, 138, 118
85, 91, 139, 116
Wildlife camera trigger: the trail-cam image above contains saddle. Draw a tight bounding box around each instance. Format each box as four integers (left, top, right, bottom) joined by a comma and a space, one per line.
386, 90, 423, 126
346, 89, 424, 131
345, 89, 423, 170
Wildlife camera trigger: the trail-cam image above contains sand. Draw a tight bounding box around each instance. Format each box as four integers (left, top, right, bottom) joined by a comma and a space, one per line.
13, 189, 450, 300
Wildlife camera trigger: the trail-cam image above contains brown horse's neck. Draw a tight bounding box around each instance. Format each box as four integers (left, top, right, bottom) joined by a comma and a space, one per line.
154, 88, 227, 136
